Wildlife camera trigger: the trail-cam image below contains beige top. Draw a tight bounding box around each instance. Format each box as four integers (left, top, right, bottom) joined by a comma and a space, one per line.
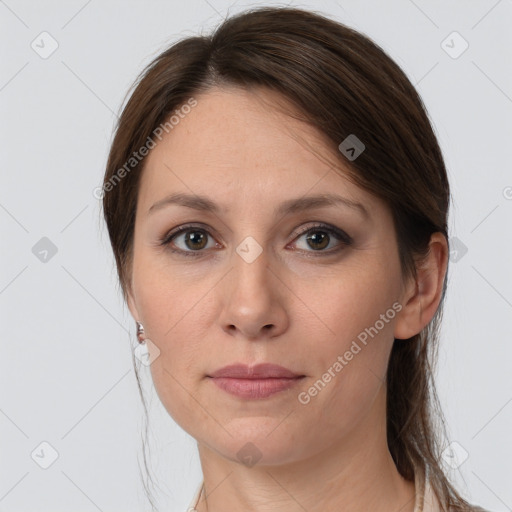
185, 464, 445, 512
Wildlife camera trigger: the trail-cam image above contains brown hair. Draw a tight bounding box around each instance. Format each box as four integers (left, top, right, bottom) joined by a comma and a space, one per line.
102, 6, 477, 511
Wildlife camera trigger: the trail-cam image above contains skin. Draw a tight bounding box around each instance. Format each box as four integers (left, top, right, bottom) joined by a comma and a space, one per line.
126, 86, 448, 512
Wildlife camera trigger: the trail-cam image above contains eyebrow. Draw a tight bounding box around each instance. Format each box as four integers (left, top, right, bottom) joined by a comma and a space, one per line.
148, 192, 369, 219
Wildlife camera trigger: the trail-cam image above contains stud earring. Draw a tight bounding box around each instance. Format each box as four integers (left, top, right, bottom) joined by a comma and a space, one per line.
136, 321, 146, 344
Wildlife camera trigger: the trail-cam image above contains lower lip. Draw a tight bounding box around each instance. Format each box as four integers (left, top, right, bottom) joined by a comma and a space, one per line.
209, 377, 304, 399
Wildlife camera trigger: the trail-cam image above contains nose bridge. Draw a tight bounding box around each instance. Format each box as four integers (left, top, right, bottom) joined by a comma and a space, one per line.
215, 232, 288, 339
231, 234, 270, 299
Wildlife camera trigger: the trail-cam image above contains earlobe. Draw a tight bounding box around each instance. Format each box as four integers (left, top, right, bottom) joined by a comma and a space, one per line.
393, 233, 448, 340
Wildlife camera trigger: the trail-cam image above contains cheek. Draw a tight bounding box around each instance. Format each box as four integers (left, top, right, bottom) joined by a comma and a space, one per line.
139, 284, 206, 427
298, 266, 398, 420
131, 259, 204, 409
302, 324, 392, 442
302, 261, 400, 346
138, 279, 202, 370
132, 248, 200, 345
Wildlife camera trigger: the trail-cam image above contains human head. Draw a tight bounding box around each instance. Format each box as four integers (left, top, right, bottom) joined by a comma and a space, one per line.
101, 5, 465, 509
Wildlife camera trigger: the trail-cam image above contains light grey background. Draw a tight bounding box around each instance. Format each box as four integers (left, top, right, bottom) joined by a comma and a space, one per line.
1, 1, 511, 511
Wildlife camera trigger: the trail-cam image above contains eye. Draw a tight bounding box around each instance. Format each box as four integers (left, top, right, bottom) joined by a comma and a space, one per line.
159, 222, 352, 257
290, 223, 352, 255
160, 224, 219, 257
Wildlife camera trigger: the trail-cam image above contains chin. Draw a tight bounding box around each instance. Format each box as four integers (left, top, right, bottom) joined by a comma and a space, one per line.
203, 426, 307, 467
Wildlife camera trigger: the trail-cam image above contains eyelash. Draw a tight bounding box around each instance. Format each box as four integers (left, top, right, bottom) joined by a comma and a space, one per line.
159, 222, 353, 258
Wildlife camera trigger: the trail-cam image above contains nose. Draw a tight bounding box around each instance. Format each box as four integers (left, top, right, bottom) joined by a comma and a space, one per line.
216, 246, 289, 341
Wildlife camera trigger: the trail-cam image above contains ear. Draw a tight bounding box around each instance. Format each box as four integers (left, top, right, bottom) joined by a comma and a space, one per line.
394, 232, 448, 340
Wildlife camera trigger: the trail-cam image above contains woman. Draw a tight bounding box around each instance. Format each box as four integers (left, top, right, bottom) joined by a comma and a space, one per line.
101, 6, 490, 512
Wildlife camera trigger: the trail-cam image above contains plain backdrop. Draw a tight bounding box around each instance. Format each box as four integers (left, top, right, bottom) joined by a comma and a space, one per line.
1, 0, 511, 511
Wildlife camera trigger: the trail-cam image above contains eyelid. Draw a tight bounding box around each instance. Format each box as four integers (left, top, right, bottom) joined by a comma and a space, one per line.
291, 222, 353, 245
160, 222, 217, 242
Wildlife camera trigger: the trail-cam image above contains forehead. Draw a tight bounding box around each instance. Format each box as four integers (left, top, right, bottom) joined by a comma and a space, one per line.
138, 86, 379, 217
147, 87, 336, 171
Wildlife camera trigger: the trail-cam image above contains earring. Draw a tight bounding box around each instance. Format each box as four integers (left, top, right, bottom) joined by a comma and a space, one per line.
136, 321, 146, 344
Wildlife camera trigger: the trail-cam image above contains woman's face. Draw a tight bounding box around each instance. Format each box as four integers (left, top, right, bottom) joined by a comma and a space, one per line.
127, 86, 413, 466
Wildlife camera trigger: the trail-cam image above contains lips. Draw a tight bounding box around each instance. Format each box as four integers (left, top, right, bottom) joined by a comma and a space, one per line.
208, 363, 303, 379
207, 363, 305, 399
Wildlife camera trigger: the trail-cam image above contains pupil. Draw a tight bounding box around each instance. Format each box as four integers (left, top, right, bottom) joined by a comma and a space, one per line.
307, 231, 329, 250
186, 231, 206, 250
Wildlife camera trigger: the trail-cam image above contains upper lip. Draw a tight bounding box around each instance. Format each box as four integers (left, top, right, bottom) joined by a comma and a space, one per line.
208, 363, 304, 379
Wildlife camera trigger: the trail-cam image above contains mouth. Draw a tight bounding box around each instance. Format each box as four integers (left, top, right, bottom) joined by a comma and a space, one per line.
207, 363, 305, 399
